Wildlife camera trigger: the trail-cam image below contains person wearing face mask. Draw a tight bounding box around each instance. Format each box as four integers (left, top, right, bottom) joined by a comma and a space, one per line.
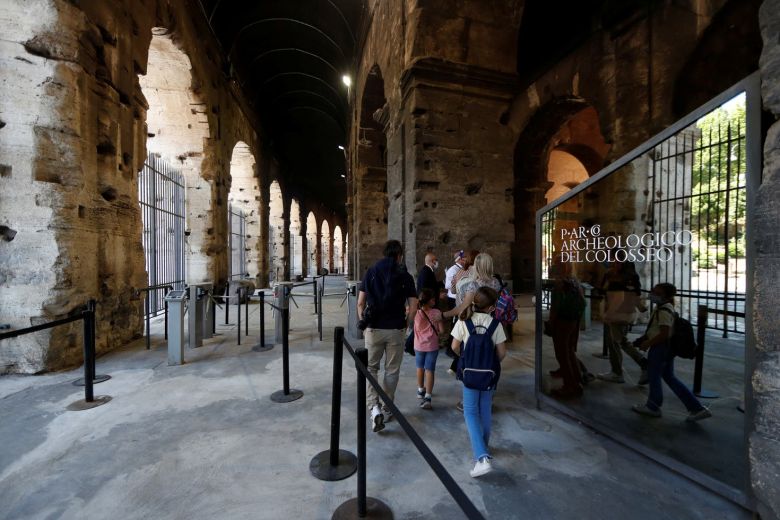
417, 252, 441, 305
631, 283, 712, 422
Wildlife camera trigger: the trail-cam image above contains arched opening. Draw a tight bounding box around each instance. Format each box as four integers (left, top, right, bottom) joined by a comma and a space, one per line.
289, 199, 303, 278
306, 212, 318, 276
353, 64, 388, 276
321, 220, 331, 273
268, 180, 285, 282
345, 232, 350, 276
227, 142, 260, 280
138, 28, 210, 312
513, 99, 608, 289
333, 226, 343, 274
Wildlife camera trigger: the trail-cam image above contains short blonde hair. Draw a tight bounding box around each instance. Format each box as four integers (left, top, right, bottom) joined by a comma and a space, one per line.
473, 253, 494, 282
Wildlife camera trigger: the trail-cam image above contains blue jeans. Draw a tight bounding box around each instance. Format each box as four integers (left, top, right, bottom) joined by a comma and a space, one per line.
646, 342, 704, 412
415, 349, 439, 371
462, 387, 492, 461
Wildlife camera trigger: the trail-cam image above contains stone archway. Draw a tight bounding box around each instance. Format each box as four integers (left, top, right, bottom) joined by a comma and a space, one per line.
513, 98, 609, 289
268, 180, 285, 282
305, 212, 318, 276
333, 225, 343, 274
353, 64, 388, 276
140, 29, 212, 282
289, 199, 303, 278
321, 219, 331, 273
227, 142, 261, 279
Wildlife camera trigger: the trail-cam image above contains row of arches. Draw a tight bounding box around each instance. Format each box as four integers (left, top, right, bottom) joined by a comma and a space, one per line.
139, 28, 345, 291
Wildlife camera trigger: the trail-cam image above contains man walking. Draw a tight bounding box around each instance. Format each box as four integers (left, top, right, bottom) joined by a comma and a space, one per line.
417, 252, 440, 302
357, 240, 418, 432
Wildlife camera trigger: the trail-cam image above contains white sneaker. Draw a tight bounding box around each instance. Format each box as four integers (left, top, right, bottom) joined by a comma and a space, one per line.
470, 457, 492, 478
416, 388, 425, 399
686, 408, 712, 423
371, 405, 385, 432
596, 372, 625, 383
631, 404, 662, 417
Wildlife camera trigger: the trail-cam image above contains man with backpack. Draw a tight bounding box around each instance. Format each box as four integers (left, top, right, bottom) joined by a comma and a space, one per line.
357, 240, 419, 433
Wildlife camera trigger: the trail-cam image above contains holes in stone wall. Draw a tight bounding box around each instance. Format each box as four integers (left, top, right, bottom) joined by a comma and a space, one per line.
0, 165, 11, 177
465, 182, 482, 195
1, 225, 17, 242
100, 187, 118, 202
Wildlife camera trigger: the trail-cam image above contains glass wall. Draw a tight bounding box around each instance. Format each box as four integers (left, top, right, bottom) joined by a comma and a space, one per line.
535, 75, 760, 503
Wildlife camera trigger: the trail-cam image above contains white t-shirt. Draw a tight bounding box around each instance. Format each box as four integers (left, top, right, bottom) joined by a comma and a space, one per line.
451, 312, 506, 347
647, 302, 675, 339
445, 263, 462, 299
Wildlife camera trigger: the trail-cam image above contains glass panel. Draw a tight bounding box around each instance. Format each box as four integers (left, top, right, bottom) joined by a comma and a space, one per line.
538, 93, 747, 490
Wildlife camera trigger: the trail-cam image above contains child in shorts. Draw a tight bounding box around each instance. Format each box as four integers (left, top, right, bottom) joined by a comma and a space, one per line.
415, 288, 444, 409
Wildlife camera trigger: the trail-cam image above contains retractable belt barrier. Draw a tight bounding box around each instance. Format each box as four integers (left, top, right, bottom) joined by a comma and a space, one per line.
316, 326, 485, 520
0, 300, 112, 411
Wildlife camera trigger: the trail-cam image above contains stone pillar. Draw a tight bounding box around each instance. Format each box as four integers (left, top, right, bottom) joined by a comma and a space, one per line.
399, 59, 518, 278
751, 2, 780, 517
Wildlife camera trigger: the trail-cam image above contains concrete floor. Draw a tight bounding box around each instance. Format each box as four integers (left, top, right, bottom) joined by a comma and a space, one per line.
0, 277, 750, 519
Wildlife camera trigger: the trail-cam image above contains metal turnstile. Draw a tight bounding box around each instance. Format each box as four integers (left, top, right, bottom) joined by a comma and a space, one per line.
189, 283, 214, 339
274, 282, 293, 344
164, 290, 187, 365
346, 281, 363, 340
187, 284, 206, 348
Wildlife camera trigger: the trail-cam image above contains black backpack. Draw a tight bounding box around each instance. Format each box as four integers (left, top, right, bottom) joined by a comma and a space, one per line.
657, 307, 698, 359
456, 318, 501, 391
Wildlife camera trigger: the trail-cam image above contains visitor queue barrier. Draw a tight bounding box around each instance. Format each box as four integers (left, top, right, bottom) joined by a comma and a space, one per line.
0, 300, 111, 411
133, 283, 173, 351
312, 326, 485, 520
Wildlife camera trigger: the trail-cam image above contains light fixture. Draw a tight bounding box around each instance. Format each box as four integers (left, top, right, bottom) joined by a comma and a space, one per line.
337, 145, 345, 150
340, 174, 346, 178
341, 75, 352, 87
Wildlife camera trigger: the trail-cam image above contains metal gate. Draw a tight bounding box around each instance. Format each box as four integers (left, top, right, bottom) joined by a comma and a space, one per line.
229, 204, 246, 280
649, 94, 746, 335
139, 154, 186, 315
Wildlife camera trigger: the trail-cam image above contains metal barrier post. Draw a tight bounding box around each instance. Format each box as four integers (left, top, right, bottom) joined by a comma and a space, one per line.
73, 300, 110, 387
318, 283, 323, 341
68, 301, 111, 411
164, 287, 170, 340
237, 288, 242, 346
332, 347, 392, 519
310, 327, 357, 481
694, 305, 718, 398
270, 306, 303, 403
245, 288, 249, 337
145, 295, 151, 350
252, 291, 273, 352
313, 279, 318, 314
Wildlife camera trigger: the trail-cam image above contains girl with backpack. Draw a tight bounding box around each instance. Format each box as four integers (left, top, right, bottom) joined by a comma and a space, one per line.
631, 283, 712, 422
450, 286, 507, 478
414, 288, 444, 410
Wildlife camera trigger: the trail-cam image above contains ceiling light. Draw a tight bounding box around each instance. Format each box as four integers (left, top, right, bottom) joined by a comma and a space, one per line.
340, 174, 346, 178
342, 75, 352, 87
337, 145, 345, 150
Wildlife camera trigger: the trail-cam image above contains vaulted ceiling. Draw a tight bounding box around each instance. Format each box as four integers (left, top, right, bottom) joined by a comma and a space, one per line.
197, 0, 364, 216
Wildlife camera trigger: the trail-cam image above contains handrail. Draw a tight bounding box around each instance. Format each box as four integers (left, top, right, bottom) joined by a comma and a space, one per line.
341, 336, 486, 519
0, 313, 84, 340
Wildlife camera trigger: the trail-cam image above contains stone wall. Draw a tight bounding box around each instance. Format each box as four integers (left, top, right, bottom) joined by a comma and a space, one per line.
752, 1, 780, 517
0, 0, 265, 373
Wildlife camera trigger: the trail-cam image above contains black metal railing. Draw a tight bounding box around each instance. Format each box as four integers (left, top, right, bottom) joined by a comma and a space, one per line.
318, 327, 485, 519
0, 301, 111, 410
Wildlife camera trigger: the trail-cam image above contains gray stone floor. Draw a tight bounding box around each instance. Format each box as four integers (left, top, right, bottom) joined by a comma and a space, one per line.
0, 277, 751, 519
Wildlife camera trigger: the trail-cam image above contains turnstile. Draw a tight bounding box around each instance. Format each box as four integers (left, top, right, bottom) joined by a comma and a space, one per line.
164, 290, 187, 365
274, 282, 293, 344
190, 283, 214, 339
346, 280, 363, 340
187, 284, 209, 348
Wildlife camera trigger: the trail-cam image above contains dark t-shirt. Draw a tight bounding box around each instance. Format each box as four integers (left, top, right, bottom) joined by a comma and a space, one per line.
362, 257, 417, 329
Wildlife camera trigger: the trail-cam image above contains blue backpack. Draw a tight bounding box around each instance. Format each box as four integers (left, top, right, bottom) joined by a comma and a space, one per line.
456, 318, 502, 391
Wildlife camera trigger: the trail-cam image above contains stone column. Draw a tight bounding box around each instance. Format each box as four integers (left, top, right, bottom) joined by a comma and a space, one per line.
398, 59, 518, 278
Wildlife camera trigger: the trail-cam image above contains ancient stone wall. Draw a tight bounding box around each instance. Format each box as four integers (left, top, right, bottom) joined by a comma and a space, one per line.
752, 1, 780, 517
0, 0, 264, 373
